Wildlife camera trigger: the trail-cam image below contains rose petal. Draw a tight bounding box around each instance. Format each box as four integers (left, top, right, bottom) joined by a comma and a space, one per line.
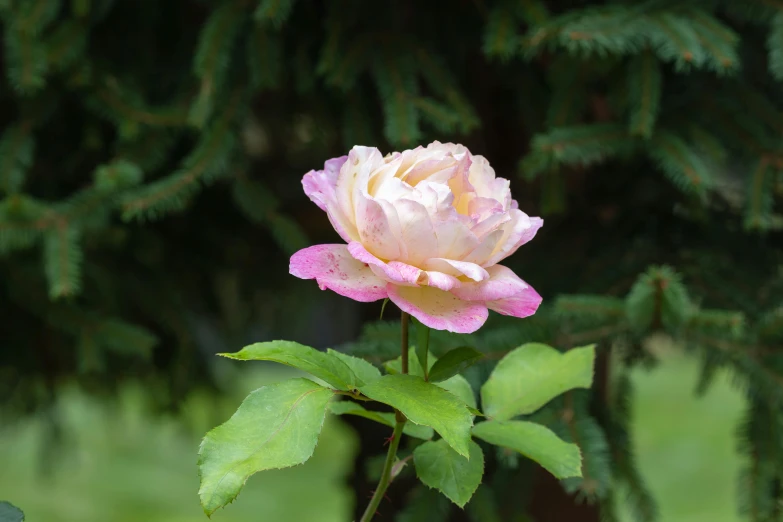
348, 242, 421, 286
450, 154, 475, 216
387, 284, 488, 334
302, 156, 359, 243
451, 265, 530, 301
302, 156, 347, 211
395, 199, 438, 265
355, 191, 402, 260
374, 198, 408, 259
290, 244, 387, 302
471, 211, 510, 240
468, 155, 507, 202
487, 285, 542, 318
336, 146, 384, 221
421, 270, 461, 291
367, 154, 401, 192
404, 157, 459, 186
468, 197, 503, 221
462, 229, 504, 266
423, 258, 489, 282
485, 213, 544, 266
409, 181, 455, 220
433, 219, 479, 260
346, 242, 459, 291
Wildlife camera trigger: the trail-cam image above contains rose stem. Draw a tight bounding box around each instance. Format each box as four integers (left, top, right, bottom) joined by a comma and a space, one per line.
359, 312, 409, 522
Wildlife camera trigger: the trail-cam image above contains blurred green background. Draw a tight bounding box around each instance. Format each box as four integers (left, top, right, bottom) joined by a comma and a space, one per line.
618, 339, 745, 522
0, 366, 359, 522
1, 344, 745, 522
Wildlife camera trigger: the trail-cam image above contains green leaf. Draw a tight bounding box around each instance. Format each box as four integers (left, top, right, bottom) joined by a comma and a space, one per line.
220, 341, 357, 391
328, 401, 433, 440
481, 343, 595, 420
413, 439, 484, 507
326, 349, 381, 386
0, 502, 24, 522
472, 420, 582, 479
438, 374, 477, 410
383, 351, 424, 376
384, 352, 477, 408
198, 378, 333, 515
359, 374, 473, 457
428, 347, 483, 383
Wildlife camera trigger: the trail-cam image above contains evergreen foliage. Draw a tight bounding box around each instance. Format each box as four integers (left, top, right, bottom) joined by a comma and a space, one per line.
2, 1, 783, 521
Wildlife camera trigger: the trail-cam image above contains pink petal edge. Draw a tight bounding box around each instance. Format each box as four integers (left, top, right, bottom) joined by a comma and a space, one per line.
347, 242, 460, 291
387, 284, 488, 334
290, 244, 387, 302
487, 285, 543, 318
347, 241, 420, 286
450, 264, 530, 302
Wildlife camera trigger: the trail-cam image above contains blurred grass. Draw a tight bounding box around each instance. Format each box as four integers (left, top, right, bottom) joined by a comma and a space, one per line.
620, 340, 746, 522
0, 366, 358, 522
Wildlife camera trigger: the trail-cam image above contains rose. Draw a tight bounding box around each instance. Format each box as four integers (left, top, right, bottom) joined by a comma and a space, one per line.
290, 141, 543, 334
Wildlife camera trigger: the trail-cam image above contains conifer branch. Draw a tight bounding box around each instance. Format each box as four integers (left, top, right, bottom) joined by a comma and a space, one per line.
191, 0, 246, 126
12, 0, 59, 36
121, 89, 244, 221
703, 99, 768, 154
644, 12, 703, 71
115, 130, 178, 172
745, 158, 775, 231
687, 9, 739, 74
757, 307, 783, 342
44, 219, 82, 299
546, 58, 588, 128
725, 84, 783, 136
341, 88, 377, 148
0, 121, 34, 195
531, 123, 637, 167
255, 0, 296, 28
556, 295, 626, 319
93, 81, 188, 127
45, 19, 88, 72
5, 29, 48, 94
770, 13, 783, 81
373, 49, 421, 146
560, 393, 612, 500
484, 2, 519, 60
517, 0, 550, 26
628, 50, 661, 138
247, 25, 282, 92
415, 49, 479, 134
232, 175, 308, 254
648, 132, 713, 195
760, 0, 783, 15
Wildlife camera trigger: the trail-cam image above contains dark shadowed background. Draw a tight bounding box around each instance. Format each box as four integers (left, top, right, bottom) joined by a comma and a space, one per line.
1, 1, 782, 521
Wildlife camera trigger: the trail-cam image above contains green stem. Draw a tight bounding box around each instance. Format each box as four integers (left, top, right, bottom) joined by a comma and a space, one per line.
415, 319, 430, 380
358, 311, 410, 522
401, 311, 409, 373
358, 419, 405, 522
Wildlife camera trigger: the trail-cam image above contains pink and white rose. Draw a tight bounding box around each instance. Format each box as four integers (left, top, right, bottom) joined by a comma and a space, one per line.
290, 141, 543, 334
